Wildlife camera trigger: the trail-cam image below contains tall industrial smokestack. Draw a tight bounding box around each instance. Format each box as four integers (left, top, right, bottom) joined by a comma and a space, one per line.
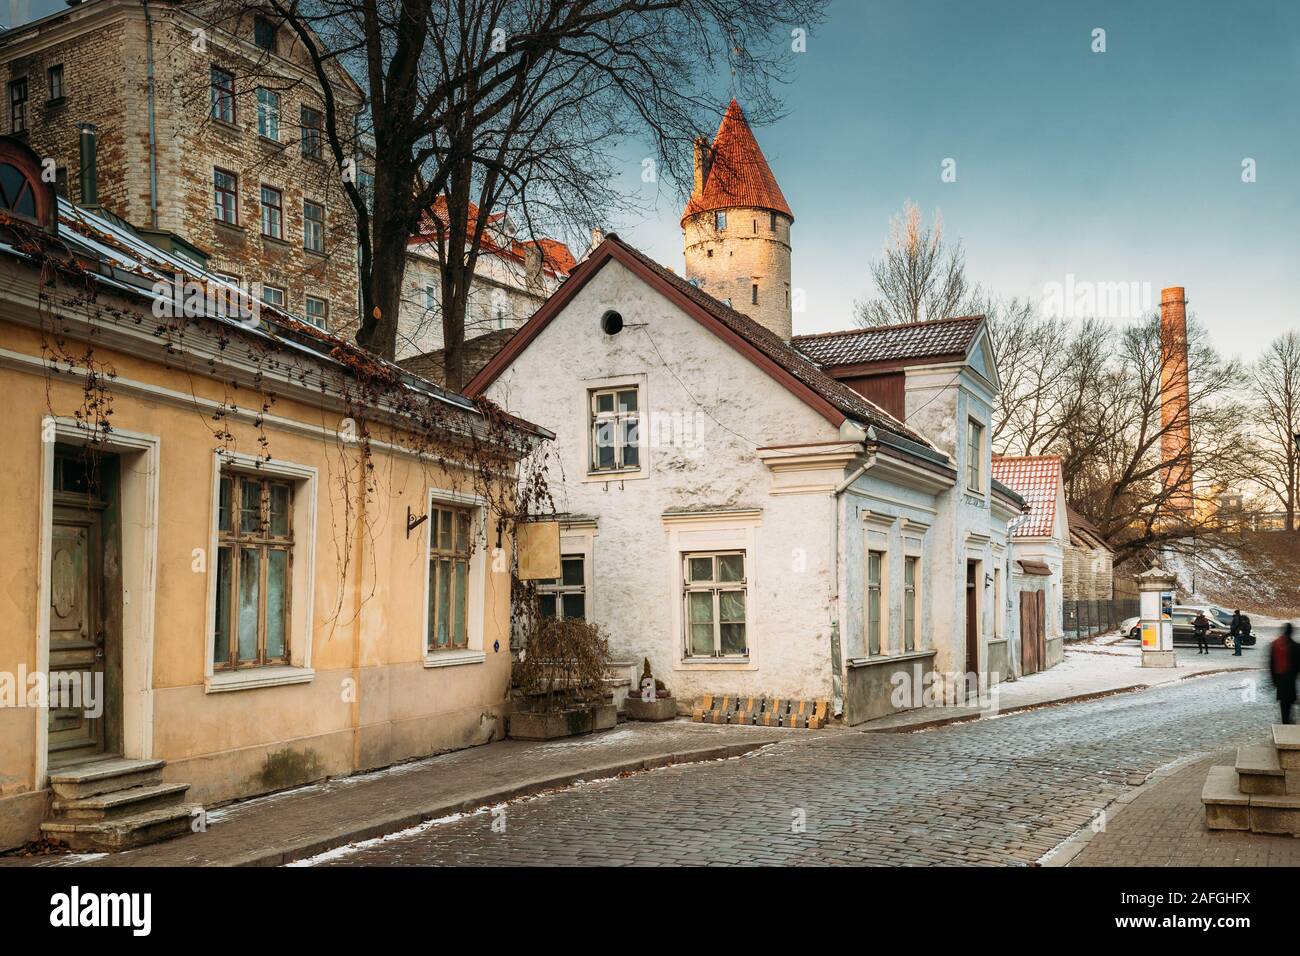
1159, 286, 1193, 515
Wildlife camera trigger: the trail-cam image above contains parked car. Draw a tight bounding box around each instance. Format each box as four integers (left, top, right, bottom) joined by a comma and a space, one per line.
1183, 604, 1256, 647
1123, 605, 1254, 647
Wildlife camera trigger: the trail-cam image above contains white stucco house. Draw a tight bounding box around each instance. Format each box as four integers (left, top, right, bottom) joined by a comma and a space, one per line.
466, 102, 1028, 723
396, 202, 576, 383
991, 455, 1068, 674
467, 235, 1026, 723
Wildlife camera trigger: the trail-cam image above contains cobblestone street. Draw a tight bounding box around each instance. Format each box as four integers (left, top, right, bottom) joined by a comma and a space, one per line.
307, 669, 1275, 866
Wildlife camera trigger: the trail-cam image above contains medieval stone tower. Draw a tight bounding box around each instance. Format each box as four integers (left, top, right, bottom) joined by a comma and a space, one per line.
682, 100, 794, 340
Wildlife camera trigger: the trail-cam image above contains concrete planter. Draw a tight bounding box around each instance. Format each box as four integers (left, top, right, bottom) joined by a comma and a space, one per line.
509, 703, 619, 740
625, 696, 678, 722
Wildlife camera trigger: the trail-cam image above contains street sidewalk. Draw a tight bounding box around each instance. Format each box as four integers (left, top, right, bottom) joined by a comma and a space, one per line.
2, 721, 803, 868
1058, 747, 1300, 866
1, 639, 1263, 868
859, 637, 1263, 732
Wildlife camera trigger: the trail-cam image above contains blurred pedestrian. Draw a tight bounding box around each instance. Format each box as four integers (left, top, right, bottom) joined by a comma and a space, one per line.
1193, 611, 1211, 654
1269, 623, 1300, 725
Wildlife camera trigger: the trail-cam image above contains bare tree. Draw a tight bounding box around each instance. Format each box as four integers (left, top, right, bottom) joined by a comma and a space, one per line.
1248, 330, 1300, 531
1062, 314, 1251, 564
200, 0, 827, 390
854, 201, 970, 327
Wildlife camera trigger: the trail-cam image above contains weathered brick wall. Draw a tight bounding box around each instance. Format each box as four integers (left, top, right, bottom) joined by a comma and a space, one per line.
0, 17, 137, 210
1063, 542, 1114, 601
0, 1, 361, 331
683, 206, 793, 341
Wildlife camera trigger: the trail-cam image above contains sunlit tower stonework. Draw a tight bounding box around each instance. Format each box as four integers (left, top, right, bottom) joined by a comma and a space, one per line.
682, 100, 794, 341
1159, 285, 1194, 515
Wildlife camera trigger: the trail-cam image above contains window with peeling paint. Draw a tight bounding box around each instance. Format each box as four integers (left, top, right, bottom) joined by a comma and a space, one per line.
214, 472, 293, 669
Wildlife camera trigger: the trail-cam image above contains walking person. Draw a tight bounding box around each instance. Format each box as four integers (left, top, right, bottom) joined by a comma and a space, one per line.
1193, 610, 1211, 654
1230, 609, 1245, 656
1270, 623, 1300, 725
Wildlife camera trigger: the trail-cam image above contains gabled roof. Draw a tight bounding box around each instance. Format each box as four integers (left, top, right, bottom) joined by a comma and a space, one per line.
793, 315, 985, 369
991, 455, 1063, 539
464, 234, 931, 447
1067, 506, 1114, 553
681, 100, 793, 225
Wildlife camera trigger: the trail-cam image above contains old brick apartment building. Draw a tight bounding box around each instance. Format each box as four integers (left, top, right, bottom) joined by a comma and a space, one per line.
0, 0, 363, 330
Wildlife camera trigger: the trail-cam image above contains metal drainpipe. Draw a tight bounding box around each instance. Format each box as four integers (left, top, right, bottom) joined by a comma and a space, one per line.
141, 0, 159, 228
828, 442, 877, 718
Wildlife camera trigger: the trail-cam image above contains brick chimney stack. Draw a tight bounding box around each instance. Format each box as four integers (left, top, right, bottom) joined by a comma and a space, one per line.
1159, 286, 1194, 514
692, 137, 712, 195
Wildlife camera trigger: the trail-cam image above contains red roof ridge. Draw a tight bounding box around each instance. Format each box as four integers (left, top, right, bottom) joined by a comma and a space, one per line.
681, 100, 792, 225
792, 314, 985, 342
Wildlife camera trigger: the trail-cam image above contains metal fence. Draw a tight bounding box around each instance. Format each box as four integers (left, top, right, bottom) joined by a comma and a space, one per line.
1063, 599, 1139, 641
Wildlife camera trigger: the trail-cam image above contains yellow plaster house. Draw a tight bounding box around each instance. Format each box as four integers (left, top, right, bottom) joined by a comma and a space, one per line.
0, 137, 547, 850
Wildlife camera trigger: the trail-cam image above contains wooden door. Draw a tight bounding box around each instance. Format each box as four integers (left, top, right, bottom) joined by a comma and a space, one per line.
47, 505, 106, 760
1019, 590, 1040, 671
1035, 590, 1047, 668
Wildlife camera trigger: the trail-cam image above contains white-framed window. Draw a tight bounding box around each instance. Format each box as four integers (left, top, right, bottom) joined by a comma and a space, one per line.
261, 283, 285, 308
867, 549, 885, 655
967, 417, 984, 492
304, 295, 328, 328
260, 184, 283, 239
683, 551, 747, 659
213, 470, 293, 669
904, 555, 919, 652
538, 554, 585, 620
210, 66, 234, 123
589, 385, 639, 473
256, 87, 280, 140
427, 505, 472, 651
422, 490, 487, 667
303, 199, 324, 252
204, 452, 317, 693
213, 168, 238, 224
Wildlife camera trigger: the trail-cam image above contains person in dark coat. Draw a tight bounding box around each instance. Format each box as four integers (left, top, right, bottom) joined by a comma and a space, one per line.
1230, 610, 1245, 656
1193, 611, 1212, 654
1270, 623, 1300, 725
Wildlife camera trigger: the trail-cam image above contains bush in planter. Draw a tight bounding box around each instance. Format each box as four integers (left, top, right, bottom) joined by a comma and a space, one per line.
638, 656, 672, 701
514, 615, 613, 715
627, 658, 677, 721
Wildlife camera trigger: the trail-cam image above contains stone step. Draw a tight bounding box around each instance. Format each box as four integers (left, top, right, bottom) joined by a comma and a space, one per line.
1235, 744, 1289, 795
1249, 793, 1300, 837
1273, 725, 1300, 770
41, 803, 196, 852
48, 757, 166, 800
50, 782, 191, 822
1202, 765, 1250, 831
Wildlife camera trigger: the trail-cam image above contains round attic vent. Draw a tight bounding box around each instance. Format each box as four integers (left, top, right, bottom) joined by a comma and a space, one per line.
600, 310, 624, 335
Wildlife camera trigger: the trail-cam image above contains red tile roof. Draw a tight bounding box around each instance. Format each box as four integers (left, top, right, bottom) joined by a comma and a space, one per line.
793, 315, 985, 369
409, 199, 575, 279
991, 455, 1063, 538
681, 100, 793, 225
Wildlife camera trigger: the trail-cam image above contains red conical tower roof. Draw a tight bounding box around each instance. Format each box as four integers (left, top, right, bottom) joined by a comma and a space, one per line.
681, 99, 793, 226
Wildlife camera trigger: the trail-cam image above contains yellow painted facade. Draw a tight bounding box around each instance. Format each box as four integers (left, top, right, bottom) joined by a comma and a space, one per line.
0, 308, 523, 849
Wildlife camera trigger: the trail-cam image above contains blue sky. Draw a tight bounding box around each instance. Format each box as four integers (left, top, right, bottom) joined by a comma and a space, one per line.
611, 0, 1300, 358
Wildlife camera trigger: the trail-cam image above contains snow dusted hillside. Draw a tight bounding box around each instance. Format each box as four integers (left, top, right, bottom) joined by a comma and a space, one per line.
1154, 533, 1300, 617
